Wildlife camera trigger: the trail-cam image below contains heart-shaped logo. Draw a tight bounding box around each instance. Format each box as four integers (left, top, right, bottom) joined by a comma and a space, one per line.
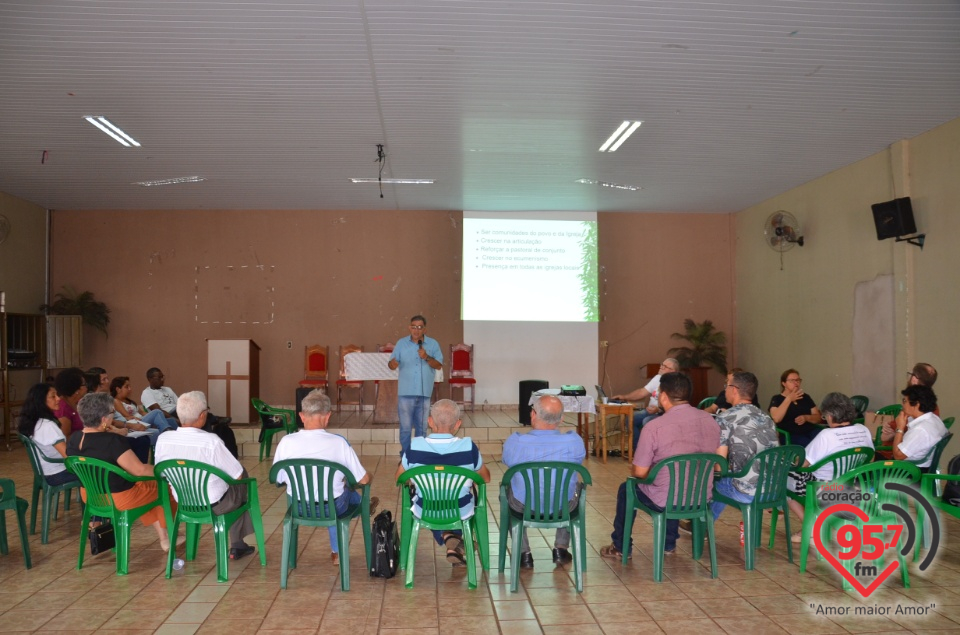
812, 503, 900, 597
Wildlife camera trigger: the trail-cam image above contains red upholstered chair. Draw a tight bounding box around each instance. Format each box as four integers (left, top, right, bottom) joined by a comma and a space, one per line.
449, 343, 476, 411
299, 345, 329, 390
375, 343, 395, 401
337, 344, 365, 412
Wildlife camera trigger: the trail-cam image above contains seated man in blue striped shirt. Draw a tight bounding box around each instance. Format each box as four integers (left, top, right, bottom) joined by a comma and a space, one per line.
396, 399, 490, 567
502, 394, 586, 569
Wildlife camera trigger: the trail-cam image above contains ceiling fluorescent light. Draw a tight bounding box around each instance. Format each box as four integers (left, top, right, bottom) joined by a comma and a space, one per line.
600, 181, 641, 191
349, 178, 435, 184
575, 178, 641, 191
599, 120, 642, 152
84, 116, 141, 147
134, 176, 205, 187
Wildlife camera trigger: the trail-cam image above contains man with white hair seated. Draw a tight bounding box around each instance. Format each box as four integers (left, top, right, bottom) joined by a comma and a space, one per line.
154, 390, 256, 560
396, 398, 490, 567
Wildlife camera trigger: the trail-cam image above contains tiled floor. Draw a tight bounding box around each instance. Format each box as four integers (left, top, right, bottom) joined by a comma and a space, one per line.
2, 409, 960, 634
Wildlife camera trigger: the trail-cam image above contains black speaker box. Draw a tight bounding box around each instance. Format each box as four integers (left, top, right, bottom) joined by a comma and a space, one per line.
871, 197, 916, 240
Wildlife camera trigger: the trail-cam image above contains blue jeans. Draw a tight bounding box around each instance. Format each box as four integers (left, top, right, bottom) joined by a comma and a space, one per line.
141, 409, 178, 434
398, 395, 429, 456
611, 481, 679, 554
632, 411, 659, 453
711, 477, 754, 520
328, 490, 361, 553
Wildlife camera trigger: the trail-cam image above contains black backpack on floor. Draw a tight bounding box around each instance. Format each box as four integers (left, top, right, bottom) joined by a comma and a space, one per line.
942, 454, 960, 506
370, 509, 399, 579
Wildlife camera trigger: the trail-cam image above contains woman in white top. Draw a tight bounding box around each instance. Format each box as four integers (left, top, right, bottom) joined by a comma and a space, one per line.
786, 392, 873, 542
110, 376, 178, 438
17, 382, 82, 486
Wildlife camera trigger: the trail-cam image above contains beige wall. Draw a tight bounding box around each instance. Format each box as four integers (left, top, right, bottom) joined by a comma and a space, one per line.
46, 209, 736, 408
49, 210, 465, 407
598, 212, 735, 398
736, 117, 960, 424
0, 191, 46, 313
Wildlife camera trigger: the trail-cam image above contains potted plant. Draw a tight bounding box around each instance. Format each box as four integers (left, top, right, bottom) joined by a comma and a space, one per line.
667, 319, 727, 403
40, 286, 111, 336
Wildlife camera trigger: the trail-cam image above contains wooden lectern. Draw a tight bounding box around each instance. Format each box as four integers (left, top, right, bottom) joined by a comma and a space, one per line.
207, 339, 260, 424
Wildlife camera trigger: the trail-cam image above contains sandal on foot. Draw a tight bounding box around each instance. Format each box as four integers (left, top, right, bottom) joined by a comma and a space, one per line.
444, 534, 466, 567
600, 543, 632, 560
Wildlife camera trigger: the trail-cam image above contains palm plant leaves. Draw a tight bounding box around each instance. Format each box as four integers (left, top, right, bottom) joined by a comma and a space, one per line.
40, 285, 111, 336
667, 318, 727, 374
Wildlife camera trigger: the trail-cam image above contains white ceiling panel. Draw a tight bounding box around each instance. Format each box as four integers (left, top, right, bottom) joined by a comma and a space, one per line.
0, 0, 957, 212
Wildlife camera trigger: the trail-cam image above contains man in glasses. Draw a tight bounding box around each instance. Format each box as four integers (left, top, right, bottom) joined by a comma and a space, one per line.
613, 357, 681, 455
388, 315, 444, 456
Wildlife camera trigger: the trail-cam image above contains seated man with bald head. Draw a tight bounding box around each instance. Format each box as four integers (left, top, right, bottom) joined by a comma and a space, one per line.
396, 399, 490, 567
502, 394, 586, 569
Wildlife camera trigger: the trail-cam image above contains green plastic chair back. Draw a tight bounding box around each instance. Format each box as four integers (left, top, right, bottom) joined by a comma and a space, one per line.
876, 404, 903, 417
497, 462, 593, 592
825, 460, 920, 591
155, 459, 267, 582
0, 478, 31, 569
851, 395, 870, 419
622, 453, 727, 582
252, 398, 297, 461
778, 445, 874, 573
64, 456, 161, 575
698, 396, 717, 410
18, 433, 81, 544
943, 416, 955, 430
396, 465, 489, 589
714, 445, 805, 571
269, 459, 372, 591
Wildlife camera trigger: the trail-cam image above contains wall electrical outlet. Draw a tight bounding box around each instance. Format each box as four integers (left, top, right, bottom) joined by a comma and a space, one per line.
286, 341, 293, 349
600, 340, 609, 348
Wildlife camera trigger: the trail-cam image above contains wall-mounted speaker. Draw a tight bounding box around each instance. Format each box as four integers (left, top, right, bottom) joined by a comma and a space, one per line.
871, 197, 917, 240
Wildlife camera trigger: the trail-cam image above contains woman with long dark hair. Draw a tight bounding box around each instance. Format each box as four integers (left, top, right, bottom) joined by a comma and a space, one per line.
17, 382, 81, 486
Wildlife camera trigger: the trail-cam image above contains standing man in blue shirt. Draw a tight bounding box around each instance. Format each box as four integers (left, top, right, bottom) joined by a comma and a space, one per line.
502, 394, 586, 569
388, 314, 444, 456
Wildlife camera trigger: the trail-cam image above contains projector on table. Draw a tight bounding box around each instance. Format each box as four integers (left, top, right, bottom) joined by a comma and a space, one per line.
560, 385, 586, 396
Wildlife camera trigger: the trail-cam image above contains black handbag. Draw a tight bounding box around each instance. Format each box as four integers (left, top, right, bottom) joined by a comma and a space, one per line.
88, 522, 115, 555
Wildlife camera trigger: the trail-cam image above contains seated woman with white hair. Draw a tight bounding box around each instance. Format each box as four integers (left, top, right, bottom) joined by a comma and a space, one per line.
785, 392, 873, 543
66, 391, 178, 551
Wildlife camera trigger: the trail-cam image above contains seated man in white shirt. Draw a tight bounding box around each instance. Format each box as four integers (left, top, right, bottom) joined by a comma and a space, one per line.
141, 367, 231, 426
272, 389, 379, 567
154, 391, 256, 560
892, 384, 948, 469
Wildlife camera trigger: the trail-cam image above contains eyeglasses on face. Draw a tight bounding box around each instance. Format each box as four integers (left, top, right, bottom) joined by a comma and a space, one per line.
409, 325, 425, 330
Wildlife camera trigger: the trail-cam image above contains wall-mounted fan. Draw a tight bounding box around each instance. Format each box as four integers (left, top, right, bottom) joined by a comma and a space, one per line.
764, 211, 804, 252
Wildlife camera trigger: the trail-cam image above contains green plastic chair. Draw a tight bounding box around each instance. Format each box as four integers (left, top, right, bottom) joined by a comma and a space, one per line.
909, 433, 953, 560
698, 396, 717, 410
851, 395, 870, 419
712, 445, 805, 571
919, 468, 960, 560
497, 462, 593, 592
622, 453, 727, 582
876, 404, 903, 417
820, 460, 920, 591
268, 459, 372, 591
155, 459, 267, 582
0, 478, 31, 569
252, 398, 297, 461
64, 456, 162, 575
772, 446, 874, 573
18, 433, 82, 544
943, 416, 955, 430
396, 465, 489, 590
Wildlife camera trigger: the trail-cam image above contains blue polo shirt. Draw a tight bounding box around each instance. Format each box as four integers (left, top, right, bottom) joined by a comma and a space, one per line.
401, 434, 482, 519
502, 429, 586, 504
390, 335, 443, 397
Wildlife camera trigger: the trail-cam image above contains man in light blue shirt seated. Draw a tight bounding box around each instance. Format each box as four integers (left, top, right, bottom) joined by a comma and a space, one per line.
388, 314, 444, 457
396, 399, 490, 567
502, 394, 586, 569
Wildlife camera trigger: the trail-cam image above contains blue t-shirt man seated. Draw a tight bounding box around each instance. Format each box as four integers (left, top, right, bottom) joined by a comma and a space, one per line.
502, 394, 586, 569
